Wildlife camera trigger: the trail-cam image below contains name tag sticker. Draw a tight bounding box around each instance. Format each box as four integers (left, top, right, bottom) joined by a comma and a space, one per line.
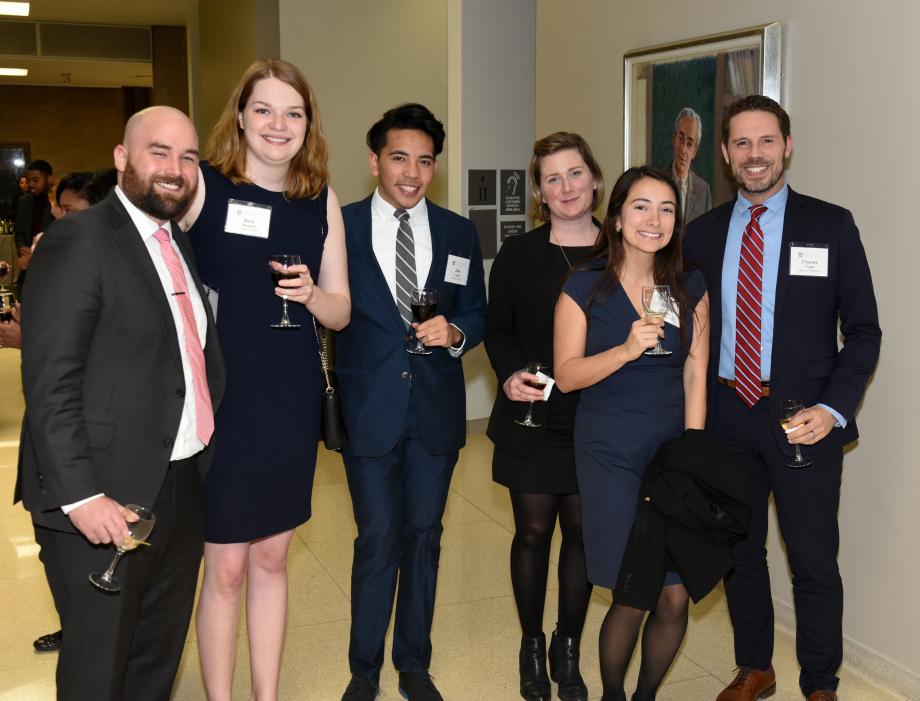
224, 199, 272, 238
789, 242, 829, 277
445, 254, 470, 286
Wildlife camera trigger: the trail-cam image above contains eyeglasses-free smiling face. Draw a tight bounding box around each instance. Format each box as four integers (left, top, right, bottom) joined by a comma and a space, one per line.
722, 109, 793, 204
538, 148, 598, 222
616, 176, 678, 257
369, 128, 437, 211
239, 76, 308, 175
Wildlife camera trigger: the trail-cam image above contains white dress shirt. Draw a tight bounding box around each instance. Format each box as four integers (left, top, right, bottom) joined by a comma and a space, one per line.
370, 190, 465, 355
62, 187, 209, 514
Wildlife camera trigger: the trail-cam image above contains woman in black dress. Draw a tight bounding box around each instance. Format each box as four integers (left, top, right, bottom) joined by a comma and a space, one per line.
180, 60, 350, 701
486, 132, 603, 701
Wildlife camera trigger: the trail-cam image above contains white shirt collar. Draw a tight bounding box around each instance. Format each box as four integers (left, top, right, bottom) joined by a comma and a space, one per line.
114, 185, 170, 241
371, 188, 428, 223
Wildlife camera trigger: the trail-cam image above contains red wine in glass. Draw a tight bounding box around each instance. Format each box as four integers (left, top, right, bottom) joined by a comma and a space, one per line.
516, 361, 549, 428
406, 288, 437, 355
269, 254, 302, 329
524, 378, 547, 391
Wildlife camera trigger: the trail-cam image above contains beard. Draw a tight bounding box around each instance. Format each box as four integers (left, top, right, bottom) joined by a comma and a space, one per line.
731, 158, 785, 196
121, 161, 196, 221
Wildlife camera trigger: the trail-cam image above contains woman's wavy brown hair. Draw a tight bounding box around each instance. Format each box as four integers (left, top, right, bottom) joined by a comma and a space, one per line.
207, 59, 329, 199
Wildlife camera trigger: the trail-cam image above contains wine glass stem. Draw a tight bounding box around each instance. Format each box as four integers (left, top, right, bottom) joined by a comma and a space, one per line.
281, 298, 291, 324
794, 444, 804, 462
102, 550, 126, 582
524, 401, 534, 423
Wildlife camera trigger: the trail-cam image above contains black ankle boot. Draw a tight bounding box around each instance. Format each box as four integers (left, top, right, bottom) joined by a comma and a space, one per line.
548, 628, 589, 701
519, 634, 551, 701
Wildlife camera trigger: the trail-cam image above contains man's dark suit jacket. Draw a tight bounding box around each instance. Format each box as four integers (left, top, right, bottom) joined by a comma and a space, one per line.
684, 187, 881, 454
614, 429, 751, 610
15, 191, 226, 533
336, 195, 486, 458
14, 193, 53, 249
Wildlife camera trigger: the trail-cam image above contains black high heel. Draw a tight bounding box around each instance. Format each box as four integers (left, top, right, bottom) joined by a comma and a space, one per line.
519, 634, 551, 701
548, 628, 588, 701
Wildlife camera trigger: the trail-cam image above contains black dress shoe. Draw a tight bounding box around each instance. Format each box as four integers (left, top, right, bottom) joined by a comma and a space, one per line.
398, 670, 444, 701
519, 634, 551, 701
341, 674, 379, 701
33, 630, 62, 653
548, 628, 588, 701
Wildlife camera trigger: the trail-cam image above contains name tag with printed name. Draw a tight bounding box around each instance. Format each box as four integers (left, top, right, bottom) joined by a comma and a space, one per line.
789, 242, 829, 277
224, 199, 272, 238
445, 254, 470, 286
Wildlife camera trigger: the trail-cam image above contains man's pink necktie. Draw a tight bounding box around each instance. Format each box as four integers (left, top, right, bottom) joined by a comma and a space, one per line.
734, 204, 768, 408
153, 227, 214, 445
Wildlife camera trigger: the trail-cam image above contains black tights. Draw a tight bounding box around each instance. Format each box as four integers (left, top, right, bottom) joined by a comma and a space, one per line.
599, 584, 689, 701
509, 490, 592, 638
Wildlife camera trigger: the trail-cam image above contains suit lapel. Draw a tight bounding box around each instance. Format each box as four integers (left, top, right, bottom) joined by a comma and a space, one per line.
424, 201, 449, 291
352, 198, 403, 327
101, 195, 183, 372
772, 188, 800, 328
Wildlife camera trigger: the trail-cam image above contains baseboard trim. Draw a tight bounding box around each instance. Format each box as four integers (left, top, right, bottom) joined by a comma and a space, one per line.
773, 597, 918, 699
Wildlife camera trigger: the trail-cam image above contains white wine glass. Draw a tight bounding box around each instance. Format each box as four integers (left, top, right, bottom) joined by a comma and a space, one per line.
89, 504, 156, 593
515, 361, 548, 428
780, 399, 813, 469
642, 285, 673, 357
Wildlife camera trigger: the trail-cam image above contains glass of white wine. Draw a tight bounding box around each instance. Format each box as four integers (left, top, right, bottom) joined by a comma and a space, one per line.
780, 399, 813, 469
642, 285, 672, 357
89, 504, 156, 593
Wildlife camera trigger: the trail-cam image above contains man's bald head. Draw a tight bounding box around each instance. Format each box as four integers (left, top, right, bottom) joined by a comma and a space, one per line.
114, 106, 200, 223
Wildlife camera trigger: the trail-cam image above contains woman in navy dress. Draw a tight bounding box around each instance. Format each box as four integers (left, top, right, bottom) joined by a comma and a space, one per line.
554, 166, 709, 701
181, 60, 350, 701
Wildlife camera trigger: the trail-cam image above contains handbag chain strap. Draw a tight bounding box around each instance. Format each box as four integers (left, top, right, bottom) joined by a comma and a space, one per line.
312, 318, 335, 394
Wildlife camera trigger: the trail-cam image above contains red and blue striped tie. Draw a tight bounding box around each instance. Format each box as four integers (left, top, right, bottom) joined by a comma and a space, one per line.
735, 204, 768, 408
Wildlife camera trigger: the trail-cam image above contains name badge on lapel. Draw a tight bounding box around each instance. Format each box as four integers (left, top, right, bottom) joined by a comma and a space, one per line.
445, 254, 470, 286
224, 199, 272, 238
789, 242, 829, 277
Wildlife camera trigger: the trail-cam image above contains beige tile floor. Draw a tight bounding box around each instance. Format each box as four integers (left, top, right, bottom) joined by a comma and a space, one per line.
0, 349, 904, 700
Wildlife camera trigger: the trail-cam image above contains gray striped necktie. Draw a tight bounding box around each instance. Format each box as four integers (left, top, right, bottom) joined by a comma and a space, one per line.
394, 208, 417, 327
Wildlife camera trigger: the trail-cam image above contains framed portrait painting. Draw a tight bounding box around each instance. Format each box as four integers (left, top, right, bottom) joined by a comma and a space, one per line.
624, 23, 782, 209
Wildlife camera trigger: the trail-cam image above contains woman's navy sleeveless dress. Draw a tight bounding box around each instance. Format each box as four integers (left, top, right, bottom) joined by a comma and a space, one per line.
190, 163, 325, 543
562, 265, 706, 588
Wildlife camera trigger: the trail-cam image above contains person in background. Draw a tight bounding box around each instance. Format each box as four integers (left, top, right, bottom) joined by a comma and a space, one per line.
181, 59, 350, 701
685, 95, 881, 701
670, 107, 712, 224
485, 132, 602, 701
554, 166, 709, 701
13, 159, 54, 293
335, 103, 486, 701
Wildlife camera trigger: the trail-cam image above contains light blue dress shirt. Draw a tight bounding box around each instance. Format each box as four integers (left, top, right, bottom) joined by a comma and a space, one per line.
718, 184, 844, 426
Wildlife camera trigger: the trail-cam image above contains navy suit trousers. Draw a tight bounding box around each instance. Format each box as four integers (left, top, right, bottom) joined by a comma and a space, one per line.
343, 408, 458, 680
714, 383, 843, 695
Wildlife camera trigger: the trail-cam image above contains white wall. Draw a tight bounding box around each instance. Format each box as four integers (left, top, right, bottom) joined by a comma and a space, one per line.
537, 0, 920, 688
458, 0, 536, 420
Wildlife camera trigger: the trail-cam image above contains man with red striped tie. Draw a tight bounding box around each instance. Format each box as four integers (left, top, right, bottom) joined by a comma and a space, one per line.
684, 95, 881, 701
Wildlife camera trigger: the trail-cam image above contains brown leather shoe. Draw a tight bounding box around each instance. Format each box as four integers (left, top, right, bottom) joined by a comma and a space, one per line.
806, 692, 837, 701
715, 666, 776, 700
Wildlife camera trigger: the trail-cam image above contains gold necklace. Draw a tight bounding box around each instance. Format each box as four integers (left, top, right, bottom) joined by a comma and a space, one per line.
550, 228, 595, 271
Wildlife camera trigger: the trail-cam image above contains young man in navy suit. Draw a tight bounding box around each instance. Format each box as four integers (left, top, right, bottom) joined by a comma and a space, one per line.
336, 103, 486, 701
685, 96, 881, 701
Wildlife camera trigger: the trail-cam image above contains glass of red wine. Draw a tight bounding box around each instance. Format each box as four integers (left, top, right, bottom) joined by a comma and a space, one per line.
406, 287, 437, 355
269, 254, 302, 329
0, 261, 10, 293
515, 361, 549, 428
0, 291, 14, 323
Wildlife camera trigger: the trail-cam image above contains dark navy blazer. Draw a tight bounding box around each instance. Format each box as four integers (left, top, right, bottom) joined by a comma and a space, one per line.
337, 195, 486, 458
684, 187, 881, 454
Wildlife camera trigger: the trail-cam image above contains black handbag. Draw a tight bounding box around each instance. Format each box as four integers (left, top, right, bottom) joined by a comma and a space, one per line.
314, 319, 346, 451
